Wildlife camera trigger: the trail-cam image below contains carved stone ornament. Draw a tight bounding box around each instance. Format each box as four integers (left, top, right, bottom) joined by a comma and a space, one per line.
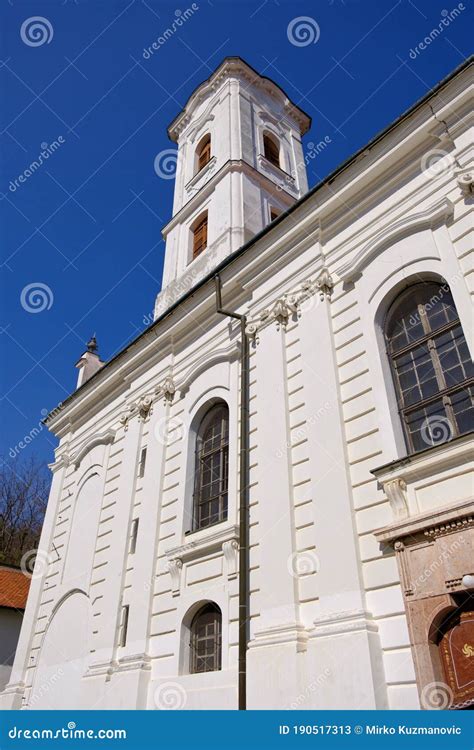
137, 394, 153, 421
383, 478, 409, 520
315, 266, 334, 299
156, 375, 176, 404
167, 558, 183, 597
119, 403, 137, 431
457, 171, 474, 196
261, 296, 299, 331
222, 539, 239, 580
245, 272, 328, 342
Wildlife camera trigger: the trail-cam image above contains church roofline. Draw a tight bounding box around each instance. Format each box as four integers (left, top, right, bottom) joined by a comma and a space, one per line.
45, 54, 473, 428
167, 56, 312, 141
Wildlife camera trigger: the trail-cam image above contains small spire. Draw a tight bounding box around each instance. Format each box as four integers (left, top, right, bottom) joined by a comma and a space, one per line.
86, 334, 98, 353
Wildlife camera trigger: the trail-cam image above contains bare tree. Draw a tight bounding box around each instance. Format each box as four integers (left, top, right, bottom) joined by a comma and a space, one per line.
0, 456, 50, 567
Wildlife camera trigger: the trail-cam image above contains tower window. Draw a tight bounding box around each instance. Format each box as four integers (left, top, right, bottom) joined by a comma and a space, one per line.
192, 213, 208, 259
189, 603, 222, 673
263, 133, 281, 169
385, 282, 473, 453
196, 134, 211, 173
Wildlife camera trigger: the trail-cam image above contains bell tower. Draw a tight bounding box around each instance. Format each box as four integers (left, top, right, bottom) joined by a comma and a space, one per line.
154, 57, 311, 319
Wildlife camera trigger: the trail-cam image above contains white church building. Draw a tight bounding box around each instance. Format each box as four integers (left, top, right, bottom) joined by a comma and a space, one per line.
2, 56, 473, 711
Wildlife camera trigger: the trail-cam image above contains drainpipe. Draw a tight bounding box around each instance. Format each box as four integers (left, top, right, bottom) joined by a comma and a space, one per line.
214, 274, 249, 711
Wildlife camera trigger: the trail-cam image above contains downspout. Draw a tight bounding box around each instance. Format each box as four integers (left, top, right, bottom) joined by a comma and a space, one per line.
214, 274, 249, 711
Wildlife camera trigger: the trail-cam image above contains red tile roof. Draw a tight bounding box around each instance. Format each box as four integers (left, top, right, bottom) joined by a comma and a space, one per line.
0, 566, 31, 610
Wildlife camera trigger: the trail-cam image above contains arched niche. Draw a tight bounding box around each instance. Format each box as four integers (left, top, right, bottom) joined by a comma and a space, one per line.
29, 591, 91, 709
62, 470, 102, 591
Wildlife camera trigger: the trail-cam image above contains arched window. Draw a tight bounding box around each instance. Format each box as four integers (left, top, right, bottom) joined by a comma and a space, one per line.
263, 133, 280, 168
190, 603, 222, 673
385, 281, 473, 453
196, 134, 211, 173
192, 212, 208, 259
193, 403, 229, 530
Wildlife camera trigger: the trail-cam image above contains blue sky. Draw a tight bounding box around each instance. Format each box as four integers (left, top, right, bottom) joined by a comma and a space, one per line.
0, 0, 472, 465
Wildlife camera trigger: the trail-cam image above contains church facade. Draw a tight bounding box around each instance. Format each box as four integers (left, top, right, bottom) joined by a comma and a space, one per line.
2, 56, 473, 711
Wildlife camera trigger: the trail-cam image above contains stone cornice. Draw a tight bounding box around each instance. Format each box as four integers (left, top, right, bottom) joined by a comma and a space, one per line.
371, 431, 474, 485
168, 57, 311, 141
165, 523, 239, 563
336, 197, 454, 282
176, 343, 239, 396
245, 267, 333, 342
375, 498, 474, 544
70, 429, 116, 468
162, 159, 299, 238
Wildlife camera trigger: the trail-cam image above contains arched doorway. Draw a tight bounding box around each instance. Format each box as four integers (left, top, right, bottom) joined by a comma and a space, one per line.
437, 599, 474, 709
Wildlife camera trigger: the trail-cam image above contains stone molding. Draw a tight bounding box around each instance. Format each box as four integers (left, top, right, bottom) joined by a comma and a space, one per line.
169, 58, 310, 140
185, 155, 217, 197
245, 267, 333, 342
336, 197, 454, 282
165, 524, 239, 563
248, 622, 309, 653
119, 375, 176, 429
375, 498, 474, 545
310, 609, 379, 638
165, 524, 239, 596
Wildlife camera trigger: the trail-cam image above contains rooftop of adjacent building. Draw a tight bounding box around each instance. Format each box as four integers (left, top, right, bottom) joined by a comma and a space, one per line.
45, 53, 473, 425
0, 565, 31, 611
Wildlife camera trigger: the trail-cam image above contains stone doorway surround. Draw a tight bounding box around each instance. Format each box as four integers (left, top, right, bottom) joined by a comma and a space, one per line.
373, 434, 474, 710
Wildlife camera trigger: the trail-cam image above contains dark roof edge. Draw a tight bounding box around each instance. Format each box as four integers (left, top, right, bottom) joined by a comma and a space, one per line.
46, 54, 473, 424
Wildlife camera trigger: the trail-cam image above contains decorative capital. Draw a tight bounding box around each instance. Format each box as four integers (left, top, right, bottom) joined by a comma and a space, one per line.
137, 394, 153, 421
262, 295, 299, 331
156, 374, 176, 404
119, 403, 137, 431
315, 266, 334, 299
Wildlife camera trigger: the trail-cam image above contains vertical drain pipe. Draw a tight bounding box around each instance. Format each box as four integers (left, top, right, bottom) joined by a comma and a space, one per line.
214, 274, 249, 711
